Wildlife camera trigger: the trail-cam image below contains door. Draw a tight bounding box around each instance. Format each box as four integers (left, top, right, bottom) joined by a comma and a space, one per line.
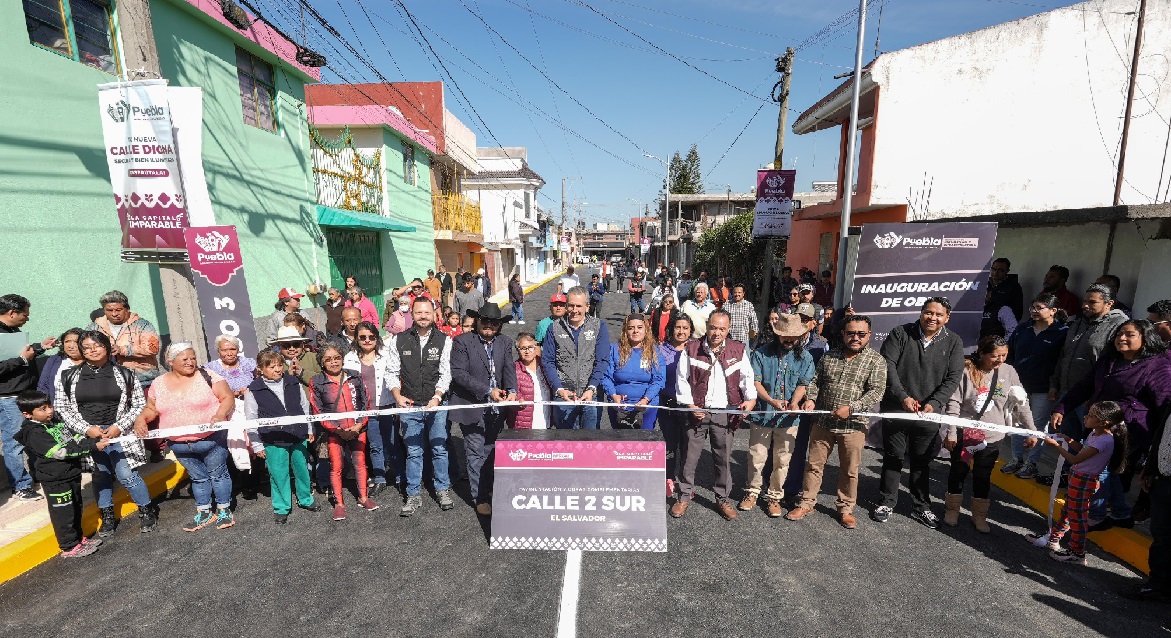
325, 229, 385, 320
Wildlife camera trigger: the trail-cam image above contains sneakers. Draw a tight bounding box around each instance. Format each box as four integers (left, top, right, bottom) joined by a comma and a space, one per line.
911, 509, 940, 529
297, 502, 322, 512
16, 487, 43, 501
333, 505, 347, 521
139, 505, 158, 533
369, 482, 388, 497
98, 507, 118, 538
60, 542, 99, 559
360, 498, 380, 511
1015, 463, 1039, 479
518, 320, 526, 324
1000, 459, 1024, 474
870, 505, 893, 523
183, 510, 217, 532
274, 513, 288, 524
400, 495, 422, 517
1050, 548, 1087, 565
1026, 531, 1061, 551
436, 490, 455, 511
215, 507, 235, 529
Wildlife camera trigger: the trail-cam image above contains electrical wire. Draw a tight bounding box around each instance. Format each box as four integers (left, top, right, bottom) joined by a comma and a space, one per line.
522, 0, 580, 176
598, 0, 787, 40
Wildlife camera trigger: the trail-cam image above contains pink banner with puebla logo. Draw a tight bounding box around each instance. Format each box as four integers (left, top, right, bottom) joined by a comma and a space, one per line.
751, 169, 796, 238
98, 79, 188, 252
184, 226, 259, 358
491, 431, 667, 552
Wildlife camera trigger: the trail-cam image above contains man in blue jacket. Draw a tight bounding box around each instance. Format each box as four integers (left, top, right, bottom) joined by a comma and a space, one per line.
542, 287, 610, 430
448, 304, 516, 516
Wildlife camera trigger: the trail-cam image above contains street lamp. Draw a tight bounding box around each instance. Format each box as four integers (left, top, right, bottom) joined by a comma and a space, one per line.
644, 153, 670, 268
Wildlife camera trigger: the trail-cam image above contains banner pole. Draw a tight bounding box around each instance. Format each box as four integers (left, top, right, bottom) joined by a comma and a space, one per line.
833, 0, 869, 310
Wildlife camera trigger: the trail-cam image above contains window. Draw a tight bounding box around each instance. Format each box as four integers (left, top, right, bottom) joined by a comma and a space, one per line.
402, 142, 417, 186
236, 46, 277, 132
23, 0, 120, 75
524, 191, 532, 219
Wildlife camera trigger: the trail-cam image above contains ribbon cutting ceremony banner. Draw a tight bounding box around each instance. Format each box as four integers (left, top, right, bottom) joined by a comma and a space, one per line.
851, 222, 998, 350
491, 430, 668, 552
751, 168, 797, 238
98, 79, 189, 253
184, 226, 260, 357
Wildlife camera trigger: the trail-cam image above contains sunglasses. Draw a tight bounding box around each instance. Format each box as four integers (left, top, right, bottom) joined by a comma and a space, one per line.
844, 331, 870, 338
357, 335, 378, 341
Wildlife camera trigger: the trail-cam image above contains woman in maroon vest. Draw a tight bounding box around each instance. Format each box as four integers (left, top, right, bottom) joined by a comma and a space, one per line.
509, 333, 552, 430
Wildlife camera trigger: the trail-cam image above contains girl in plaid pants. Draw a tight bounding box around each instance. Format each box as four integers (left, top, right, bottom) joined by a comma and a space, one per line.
1031, 401, 1128, 564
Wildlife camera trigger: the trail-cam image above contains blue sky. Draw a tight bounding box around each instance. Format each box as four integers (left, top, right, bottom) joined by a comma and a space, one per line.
265, 0, 1075, 225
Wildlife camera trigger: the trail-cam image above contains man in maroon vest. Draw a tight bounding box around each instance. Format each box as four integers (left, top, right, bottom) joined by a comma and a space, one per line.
672, 310, 758, 520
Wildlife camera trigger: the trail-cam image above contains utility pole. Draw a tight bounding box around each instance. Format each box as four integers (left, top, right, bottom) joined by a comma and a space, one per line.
120, 0, 209, 363
1104, 0, 1147, 274
833, 0, 868, 310
560, 177, 579, 267
757, 47, 795, 319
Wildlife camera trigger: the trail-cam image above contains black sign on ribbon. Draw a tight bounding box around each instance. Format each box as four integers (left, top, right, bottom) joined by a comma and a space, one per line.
851, 222, 998, 351
183, 226, 260, 358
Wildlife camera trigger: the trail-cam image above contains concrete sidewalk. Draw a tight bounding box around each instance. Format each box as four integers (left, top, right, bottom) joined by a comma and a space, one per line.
487, 269, 565, 308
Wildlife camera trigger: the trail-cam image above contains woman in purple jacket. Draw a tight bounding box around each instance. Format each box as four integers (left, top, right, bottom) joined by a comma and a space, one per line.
1052, 319, 1171, 528
657, 315, 694, 496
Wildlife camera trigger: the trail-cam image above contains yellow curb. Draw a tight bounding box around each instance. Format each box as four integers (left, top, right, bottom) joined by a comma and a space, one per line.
0, 460, 188, 585
990, 459, 1151, 573
495, 270, 567, 308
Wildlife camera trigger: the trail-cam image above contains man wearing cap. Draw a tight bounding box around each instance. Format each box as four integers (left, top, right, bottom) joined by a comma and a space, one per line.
542, 287, 610, 430
454, 274, 485, 316
267, 287, 304, 348
536, 293, 568, 343
681, 282, 716, 337
787, 314, 887, 529
672, 310, 757, 520
448, 303, 516, 516
387, 297, 454, 516
796, 284, 824, 326
812, 270, 835, 308
723, 283, 759, 346
438, 264, 454, 310
272, 326, 320, 386
474, 268, 492, 298
557, 266, 581, 296
778, 301, 834, 502
739, 314, 814, 517
794, 303, 830, 364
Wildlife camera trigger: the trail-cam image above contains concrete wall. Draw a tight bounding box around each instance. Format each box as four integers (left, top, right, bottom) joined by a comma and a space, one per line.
378, 126, 434, 290
868, 0, 1171, 217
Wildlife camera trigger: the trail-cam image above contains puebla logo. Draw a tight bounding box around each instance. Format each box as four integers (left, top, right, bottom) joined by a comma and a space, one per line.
509, 448, 527, 462
107, 99, 130, 123
873, 231, 902, 249
194, 230, 230, 253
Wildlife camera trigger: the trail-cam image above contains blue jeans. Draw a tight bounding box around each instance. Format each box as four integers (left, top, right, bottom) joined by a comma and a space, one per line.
170, 432, 232, 510
1058, 400, 1087, 439
1090, 468, 1133, 520
401, 410, 450, 496
0, 397, 32, 491
92, 441, 152, 509
1009, 392, 1051, 464
554, 401, 600, 430
511, 305, 524, 322
367, 414, 404, 485
630, 296, 645, 313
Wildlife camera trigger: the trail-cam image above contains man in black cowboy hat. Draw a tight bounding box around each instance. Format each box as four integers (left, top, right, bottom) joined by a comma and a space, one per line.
448, 302, 516, 516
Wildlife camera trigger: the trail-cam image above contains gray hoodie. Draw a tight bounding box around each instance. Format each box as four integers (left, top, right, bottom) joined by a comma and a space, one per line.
1050, 308, 1128, 394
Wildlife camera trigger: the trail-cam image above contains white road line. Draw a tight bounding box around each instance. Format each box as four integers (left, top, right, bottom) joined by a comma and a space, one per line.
556, 549, 583, 638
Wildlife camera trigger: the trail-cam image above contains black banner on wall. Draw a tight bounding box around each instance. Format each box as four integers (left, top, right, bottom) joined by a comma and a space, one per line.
851, 222, 998, 351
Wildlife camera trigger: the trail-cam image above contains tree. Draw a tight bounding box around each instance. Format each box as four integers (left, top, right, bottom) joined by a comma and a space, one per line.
692, 211, 785, 301
663, 144, 703, 195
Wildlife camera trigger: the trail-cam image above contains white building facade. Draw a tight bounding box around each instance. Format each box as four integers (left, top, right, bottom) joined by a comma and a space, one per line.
464, 147, 547, 285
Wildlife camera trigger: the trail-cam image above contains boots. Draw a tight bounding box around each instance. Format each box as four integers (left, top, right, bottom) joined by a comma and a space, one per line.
971, 498, 992, 533
943, 493, 963, 527
139, 505, 158, 533
97, 507, 118, 538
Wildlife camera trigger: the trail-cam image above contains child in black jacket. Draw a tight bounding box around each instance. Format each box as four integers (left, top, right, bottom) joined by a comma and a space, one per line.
13, 391, 110, 558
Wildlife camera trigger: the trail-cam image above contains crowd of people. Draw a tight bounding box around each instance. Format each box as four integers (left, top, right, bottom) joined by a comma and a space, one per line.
1, 256, 1169, 604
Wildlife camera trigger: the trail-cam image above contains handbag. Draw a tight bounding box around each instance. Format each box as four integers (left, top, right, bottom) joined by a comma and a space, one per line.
957, 368, 999, 463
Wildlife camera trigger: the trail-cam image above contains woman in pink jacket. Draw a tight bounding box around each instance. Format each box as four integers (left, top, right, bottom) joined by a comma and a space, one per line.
345, 286, 379, 326
508, 333, 552, 429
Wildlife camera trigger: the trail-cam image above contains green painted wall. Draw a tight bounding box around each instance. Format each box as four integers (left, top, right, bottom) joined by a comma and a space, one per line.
0, 1, 168, 340
377, 127, 434, 298
151, 0, 325, 316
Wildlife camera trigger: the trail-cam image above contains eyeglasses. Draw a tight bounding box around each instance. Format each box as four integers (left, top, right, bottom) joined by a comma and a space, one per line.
357, 335, 377, 341
80, 344, 105, 352
844, 331, 870, 338
1029, 305, 1051, 312
517, 346, 537, 352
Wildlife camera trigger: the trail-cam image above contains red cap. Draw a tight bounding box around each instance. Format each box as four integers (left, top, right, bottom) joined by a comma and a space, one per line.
278, 287, 304, 300
550, 293, 568, 303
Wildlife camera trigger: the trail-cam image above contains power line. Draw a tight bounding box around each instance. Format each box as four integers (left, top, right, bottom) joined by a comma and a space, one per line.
598, 0, 788, 39
704, 101, 769, 178
523, 0, 581, 176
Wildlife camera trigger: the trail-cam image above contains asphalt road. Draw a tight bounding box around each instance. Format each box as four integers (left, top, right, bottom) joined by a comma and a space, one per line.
1, 278, 1166, 637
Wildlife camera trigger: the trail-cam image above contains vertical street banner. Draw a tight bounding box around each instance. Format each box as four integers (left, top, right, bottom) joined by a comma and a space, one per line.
183, 226, 260, 357
751, 169, 797, 237
851, 222, 998, 350
491, 431, 667, 551
98, 79, 189, 253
